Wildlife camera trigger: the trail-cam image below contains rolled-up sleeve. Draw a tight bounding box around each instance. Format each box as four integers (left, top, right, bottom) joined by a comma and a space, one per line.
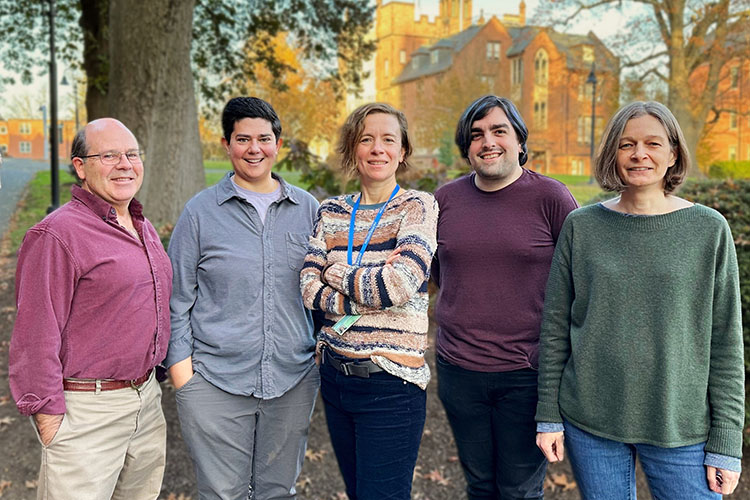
9, 229, 78, 416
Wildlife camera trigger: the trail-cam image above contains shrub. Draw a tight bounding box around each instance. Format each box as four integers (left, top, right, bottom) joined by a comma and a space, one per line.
678, 179, 750, 441
708, 161, 750, 179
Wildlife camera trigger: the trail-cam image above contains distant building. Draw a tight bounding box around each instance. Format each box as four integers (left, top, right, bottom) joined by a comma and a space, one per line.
373, 0, 620, 175
0, 118, 76, 161
696, 57, 749, 164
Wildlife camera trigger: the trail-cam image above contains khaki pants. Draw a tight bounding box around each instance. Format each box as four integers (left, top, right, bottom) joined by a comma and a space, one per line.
33, 371, 166, 500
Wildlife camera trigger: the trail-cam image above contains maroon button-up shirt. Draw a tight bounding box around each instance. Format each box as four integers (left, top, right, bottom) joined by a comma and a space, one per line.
9, 185, 172, 416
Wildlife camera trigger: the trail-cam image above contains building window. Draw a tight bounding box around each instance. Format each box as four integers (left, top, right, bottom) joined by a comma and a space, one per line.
582, 46, 594, 63
534, 50, 548, 86
0, 144, 7, 154
430, 50, 439, 65
571, 159, 584, 175
19, 122, 32, 135
486, 41, 501, 60
0, 125, 7, 134
730, 66, 739, 89
534, 101, 548, 129
19, 141, 32, 154
384, 58, 389, 76
730, 112, 738, 130
511, 58, 523, 85
480, 75, 495, 91
400, 50, 406, 65
729, 145, 737, 161
578, 116, 592, 144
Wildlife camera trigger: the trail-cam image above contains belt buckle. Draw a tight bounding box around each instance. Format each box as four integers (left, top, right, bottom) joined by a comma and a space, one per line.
340, 362, 351, 376
130, 374, 148, 393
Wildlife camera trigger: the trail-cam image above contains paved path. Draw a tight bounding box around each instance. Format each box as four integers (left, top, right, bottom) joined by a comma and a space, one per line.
0, 158, 49, 239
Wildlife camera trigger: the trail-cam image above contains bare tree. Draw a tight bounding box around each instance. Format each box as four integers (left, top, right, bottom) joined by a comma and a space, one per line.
535, 0, 750, 172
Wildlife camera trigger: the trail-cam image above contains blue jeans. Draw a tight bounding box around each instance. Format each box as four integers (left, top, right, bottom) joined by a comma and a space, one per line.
564, 419, 720, 500
437, 355, 546, 500
320, 352, 426, 500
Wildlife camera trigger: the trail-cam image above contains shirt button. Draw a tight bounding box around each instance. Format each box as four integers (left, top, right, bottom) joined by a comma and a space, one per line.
110, 208, 116, 215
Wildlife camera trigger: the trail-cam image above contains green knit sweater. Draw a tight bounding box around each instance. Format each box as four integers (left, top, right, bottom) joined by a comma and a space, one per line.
535, 203, 745, 458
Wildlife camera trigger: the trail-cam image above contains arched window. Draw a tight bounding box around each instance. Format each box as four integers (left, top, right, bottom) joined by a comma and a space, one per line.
534, 49, 548, 86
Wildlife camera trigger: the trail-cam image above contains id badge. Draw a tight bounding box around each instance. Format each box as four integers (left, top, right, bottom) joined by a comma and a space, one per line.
332, 314, 361, 336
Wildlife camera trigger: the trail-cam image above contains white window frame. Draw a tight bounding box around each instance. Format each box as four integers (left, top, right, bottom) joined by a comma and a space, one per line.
19, 141, 32, 153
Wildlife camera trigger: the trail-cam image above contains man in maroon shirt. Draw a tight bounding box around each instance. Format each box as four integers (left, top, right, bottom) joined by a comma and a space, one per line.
432, 96, 578, 499
9, 118, 172, 499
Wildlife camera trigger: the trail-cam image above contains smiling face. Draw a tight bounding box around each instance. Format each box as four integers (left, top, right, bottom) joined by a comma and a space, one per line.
467, 106, 523, 189
72, 118, 143, 215
355, 112, 405, 187
222, 117, 282, 191
616, 114, 676, 193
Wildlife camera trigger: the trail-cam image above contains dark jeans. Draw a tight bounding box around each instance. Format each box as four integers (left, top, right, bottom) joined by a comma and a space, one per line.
437, 355, 546, 500
320, 351, 426, 500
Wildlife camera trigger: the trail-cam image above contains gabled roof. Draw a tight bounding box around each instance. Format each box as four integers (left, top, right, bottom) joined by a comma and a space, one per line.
393, 24, 484, 83
393, 17, 619, 85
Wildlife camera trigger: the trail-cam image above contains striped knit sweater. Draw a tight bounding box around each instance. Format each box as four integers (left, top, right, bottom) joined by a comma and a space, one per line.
300, 189, 438, 389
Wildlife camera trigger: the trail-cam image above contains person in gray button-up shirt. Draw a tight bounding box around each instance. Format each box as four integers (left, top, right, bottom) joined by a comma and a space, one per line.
166, 97, 320, 500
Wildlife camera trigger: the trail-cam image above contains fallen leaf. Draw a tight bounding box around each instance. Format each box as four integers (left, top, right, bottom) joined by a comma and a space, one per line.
0, 480, 12, 497
304, 448, 327, 462
334, 492, 348, 500
422, 469, 450, 486
25, 480, 37, 489
551, 472, 577, 491
0, 417, 15, 427
447, 455, 458, 462
423, 428, 432, 436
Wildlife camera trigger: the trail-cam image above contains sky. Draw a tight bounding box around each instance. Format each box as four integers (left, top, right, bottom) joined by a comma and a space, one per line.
2, 0, 633, 120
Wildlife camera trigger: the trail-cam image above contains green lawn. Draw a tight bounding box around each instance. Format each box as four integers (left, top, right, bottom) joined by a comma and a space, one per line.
204, 160, 306, 188
546, 174, 608, 205
8, 167, 602, 253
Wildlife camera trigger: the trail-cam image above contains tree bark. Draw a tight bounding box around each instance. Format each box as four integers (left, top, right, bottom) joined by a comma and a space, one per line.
79, 0, 109, 120
107, 0, 205, 225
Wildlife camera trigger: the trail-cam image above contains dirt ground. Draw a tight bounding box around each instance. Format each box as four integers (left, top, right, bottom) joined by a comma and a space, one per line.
0, 221, 748, 499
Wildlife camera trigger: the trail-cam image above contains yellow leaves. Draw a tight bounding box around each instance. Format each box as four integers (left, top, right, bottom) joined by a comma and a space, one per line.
0, 481, 12, 498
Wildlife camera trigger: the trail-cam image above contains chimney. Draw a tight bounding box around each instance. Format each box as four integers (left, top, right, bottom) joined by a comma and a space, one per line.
519, 0, 526, 26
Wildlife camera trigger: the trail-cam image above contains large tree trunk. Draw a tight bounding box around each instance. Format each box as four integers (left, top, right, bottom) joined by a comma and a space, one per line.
79, 0, 109, 120
107, 0, 205, 225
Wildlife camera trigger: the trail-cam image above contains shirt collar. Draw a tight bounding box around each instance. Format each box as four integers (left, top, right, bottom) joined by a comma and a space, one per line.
216, 172, 299, 206
71, 184, 143, 222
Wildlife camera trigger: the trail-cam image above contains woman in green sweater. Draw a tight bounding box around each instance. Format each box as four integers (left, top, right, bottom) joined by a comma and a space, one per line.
535, 101, 744, 498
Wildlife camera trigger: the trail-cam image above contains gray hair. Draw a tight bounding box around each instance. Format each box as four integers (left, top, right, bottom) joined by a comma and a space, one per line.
595, 101, 689, 194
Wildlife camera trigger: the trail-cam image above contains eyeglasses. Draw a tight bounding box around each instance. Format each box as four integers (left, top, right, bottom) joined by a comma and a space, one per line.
77, 150, 144, 165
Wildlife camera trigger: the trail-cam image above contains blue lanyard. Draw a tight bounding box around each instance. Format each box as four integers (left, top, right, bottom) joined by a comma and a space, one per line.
347, 185, 400, 266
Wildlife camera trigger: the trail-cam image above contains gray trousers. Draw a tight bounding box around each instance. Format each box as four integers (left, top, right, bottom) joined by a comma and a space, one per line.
175, 367, 319, 500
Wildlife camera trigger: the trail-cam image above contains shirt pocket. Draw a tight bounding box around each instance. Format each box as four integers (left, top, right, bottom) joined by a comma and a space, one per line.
286, 232, 310, 272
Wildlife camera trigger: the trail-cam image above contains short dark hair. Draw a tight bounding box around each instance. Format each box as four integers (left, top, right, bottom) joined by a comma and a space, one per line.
595, 101, 689, 194
455, 95, 528, 166
337, 102, 413, 177
221, 97, 282, 143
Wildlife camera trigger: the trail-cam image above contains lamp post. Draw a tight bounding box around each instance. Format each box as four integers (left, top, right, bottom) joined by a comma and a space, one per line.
46, 0, 60, 213
586, 63, 598, 176
60, 73, 80, 131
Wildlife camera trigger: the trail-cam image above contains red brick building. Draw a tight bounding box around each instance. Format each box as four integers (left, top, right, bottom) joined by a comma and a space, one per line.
390, 15, 620, 175
0, 118, 75, 161
696, 58, 750, 164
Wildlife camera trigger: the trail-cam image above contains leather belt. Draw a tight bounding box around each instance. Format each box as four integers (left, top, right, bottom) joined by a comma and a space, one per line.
63, 369, 153, 392
322, 347, 383, 378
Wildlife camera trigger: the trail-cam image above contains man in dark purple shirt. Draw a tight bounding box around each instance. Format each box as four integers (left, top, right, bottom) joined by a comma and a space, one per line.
9, 118, 172, 499
432, 96, 578, 500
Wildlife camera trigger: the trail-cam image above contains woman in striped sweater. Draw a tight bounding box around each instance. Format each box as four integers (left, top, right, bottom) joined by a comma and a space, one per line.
300, 102, 438, 500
